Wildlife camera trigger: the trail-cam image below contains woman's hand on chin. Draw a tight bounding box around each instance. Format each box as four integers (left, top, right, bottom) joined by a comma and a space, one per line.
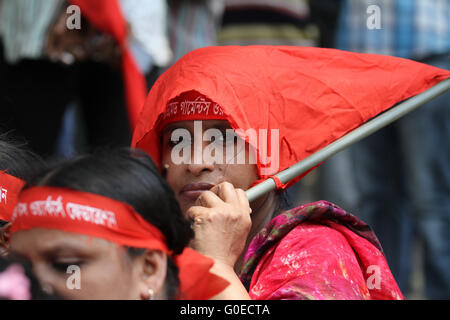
186, 181, 252, 269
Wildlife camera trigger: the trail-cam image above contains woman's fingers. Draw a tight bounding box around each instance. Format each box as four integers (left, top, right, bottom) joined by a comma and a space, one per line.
187, 182, 252, 268
195, 190, 223, 208
215, 182, 239, 204
236, 188, 252, 215
186, 206, 209, 225
196, 182, 251, 214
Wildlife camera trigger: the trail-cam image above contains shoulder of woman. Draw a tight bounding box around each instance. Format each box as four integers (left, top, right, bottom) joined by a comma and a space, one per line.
270, 222, 359, 265
248, 222, 370, 300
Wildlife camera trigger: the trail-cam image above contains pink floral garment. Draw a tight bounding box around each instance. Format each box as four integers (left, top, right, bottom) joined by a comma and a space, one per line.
238, 201, 404, 300
0, 264, 31, 300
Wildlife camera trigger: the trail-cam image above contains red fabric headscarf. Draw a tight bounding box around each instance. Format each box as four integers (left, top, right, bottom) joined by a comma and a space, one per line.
132, 46, 450, 189
69, 0, 147, 129
0, 171, 25, 221
9, 187, 229, 300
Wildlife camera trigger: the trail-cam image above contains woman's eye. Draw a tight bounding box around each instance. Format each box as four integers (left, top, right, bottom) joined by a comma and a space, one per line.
216, 131, 235, 145
168, 136, 191, 147
51, 261, 82, 273
168, 137, 181, 146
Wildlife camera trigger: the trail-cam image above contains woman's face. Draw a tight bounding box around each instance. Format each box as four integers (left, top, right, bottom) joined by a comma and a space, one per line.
9, 228, 166, 300
161, 120, 260, 215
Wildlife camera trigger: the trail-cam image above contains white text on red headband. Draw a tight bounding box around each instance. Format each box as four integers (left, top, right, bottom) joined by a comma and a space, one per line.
11, 196, 117, 227
0, 187, 7, 205
162, 96, 225, 121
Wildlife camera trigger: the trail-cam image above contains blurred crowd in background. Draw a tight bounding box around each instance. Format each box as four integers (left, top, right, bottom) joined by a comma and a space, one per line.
0, 0, 449, 299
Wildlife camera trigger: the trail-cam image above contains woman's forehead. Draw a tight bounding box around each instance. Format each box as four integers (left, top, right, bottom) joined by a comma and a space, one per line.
161, 119, 232, 135
10, 228, 114, 254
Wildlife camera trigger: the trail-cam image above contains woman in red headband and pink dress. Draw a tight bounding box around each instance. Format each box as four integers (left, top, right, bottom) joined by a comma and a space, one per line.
132, 46, 450, 300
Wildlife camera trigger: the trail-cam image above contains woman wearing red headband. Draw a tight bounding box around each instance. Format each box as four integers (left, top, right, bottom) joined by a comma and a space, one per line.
7, 149, 228, 299
132, 46, 449, 299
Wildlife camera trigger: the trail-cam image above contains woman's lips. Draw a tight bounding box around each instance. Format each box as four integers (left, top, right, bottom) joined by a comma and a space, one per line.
180, 183, 215, 201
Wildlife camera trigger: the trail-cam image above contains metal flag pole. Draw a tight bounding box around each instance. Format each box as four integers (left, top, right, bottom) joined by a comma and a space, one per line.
246, 78, 450, 202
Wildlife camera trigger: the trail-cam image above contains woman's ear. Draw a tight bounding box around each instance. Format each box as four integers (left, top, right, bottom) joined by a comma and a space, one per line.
137, 250, 168, 300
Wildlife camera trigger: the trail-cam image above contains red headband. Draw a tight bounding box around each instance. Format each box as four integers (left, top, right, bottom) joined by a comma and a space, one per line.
0, 171, 26, 221
9, 186, 229, 299
158, 90, 228, 130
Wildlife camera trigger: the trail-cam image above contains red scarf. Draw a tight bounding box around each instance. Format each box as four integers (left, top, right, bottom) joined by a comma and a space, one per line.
157, 90, 228, 130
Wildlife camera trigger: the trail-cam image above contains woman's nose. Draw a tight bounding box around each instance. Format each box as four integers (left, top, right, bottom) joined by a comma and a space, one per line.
186, 160, 215, 176
187, 139, 215, 176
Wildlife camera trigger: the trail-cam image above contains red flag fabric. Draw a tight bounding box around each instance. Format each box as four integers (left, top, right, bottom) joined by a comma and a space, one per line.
132, 46, 450, 188
69, 0, 147, 129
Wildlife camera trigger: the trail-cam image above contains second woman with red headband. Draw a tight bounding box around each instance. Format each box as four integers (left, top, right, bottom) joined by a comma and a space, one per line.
6, 148, 228, 300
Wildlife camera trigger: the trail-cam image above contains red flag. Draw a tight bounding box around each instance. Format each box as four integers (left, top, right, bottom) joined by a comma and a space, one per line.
132, 46, 450, 188
69, 0, 147, 129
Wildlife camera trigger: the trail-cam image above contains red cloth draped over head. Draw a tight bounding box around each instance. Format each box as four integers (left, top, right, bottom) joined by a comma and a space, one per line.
0, 171, 25, 221
9, 187, 229, 300
132, 46, 450, 189
69, 0, 147, 129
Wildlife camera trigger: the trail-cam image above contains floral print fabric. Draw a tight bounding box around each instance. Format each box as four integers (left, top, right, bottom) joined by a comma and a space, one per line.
239, 201, 404, 300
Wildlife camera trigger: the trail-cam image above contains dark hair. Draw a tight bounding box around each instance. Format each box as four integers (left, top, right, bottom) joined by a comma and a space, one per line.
0, 133, 45, 227
29, 147, 194, 299
0, 133, 45, 181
